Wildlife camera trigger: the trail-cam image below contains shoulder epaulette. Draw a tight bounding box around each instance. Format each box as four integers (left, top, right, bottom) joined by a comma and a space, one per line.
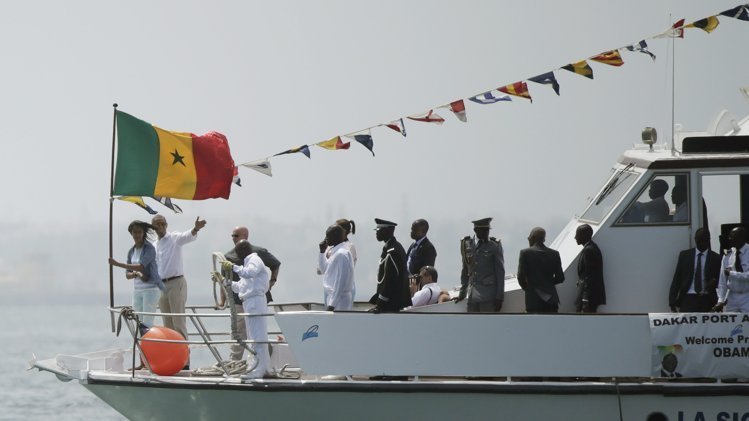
490, 237, 501, 244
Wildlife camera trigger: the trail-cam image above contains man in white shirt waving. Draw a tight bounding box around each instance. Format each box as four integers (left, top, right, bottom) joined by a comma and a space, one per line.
715, 226, 749, 313
318, 225, 355, 311
152, 215, 206, 349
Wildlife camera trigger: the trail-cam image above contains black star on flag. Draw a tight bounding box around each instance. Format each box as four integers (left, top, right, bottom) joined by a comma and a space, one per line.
171, 148, 186, 167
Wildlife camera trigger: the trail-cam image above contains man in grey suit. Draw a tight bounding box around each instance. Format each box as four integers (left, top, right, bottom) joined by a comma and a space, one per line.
517, 227, 565, 313
458, 218, 505, 312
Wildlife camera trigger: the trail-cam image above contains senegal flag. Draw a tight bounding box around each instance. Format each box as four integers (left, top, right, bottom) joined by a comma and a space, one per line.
113, 111, 235, 200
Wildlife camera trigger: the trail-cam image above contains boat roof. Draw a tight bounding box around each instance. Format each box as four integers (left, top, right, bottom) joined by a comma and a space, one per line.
618, 111, 749, 170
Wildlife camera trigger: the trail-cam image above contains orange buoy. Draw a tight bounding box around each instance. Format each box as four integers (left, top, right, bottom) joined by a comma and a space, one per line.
140, 326, 189, 376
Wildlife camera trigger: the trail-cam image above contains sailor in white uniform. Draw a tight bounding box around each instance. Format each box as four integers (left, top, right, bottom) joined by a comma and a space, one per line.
715, 227, 749, 313
319, 225, 355, 311
223, 240, 271, 378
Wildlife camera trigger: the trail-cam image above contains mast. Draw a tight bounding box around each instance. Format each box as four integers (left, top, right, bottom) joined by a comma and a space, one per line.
670, 15, 676, 155
109, 103, 118, 332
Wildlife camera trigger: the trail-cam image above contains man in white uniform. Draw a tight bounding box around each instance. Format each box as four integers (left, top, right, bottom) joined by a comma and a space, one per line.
223, 240, 271, 379
715, 227, 749, 313
152, 215, 206, 349
319, 225, 355, 311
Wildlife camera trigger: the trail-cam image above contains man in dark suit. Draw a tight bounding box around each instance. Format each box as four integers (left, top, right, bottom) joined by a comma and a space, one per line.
574, 224, 606, 313
406, 219, 437, 276
517, 227, 565, 313
369, 218, 411, 312
669, 228, 720, 312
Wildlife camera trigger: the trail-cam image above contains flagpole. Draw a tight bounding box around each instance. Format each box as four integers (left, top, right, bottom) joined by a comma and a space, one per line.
109, 103, 118, 332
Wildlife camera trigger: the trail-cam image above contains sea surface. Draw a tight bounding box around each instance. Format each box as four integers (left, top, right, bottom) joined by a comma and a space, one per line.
2, 302, 131, 420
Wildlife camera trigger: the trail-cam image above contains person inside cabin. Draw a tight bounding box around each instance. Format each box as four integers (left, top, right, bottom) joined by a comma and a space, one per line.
221, 240, 272, 379
622, 179, 670, 223
669, 228, 720, 312
671, 184, 688, 222
713, 227, 749, 313
517, 227, 565, 313
369, 218, 411, 312
221, 226, 281, 362
318, 224, 355, 311
408, 266, 449, 308
108, 220, 164, 328
151, 214, 206, 370
574, 224, 606, 313
457, 218, 505, 312
406, 219, 437, 276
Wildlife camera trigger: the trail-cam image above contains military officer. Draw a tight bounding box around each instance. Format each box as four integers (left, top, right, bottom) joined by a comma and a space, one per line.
458, 218, 505, 312
369, 218, 411, 312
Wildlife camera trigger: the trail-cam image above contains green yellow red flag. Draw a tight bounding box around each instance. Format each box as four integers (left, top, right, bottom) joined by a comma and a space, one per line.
113, 111, 235, 200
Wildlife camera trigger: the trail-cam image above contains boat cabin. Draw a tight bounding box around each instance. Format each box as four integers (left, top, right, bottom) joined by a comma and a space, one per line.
498, 110, 749, 314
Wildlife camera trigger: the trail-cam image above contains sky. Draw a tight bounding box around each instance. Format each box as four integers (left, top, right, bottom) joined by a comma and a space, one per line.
1, 0, 748, 305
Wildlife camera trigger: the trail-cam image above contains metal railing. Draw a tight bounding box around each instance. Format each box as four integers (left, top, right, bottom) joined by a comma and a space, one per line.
109, 303, 292, 377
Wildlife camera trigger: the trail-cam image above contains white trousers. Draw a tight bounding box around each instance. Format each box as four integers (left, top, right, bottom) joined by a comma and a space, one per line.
242, 295, 270, 375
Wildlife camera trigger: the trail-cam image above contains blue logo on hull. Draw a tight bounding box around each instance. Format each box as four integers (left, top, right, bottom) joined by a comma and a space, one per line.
302, 325, 319, 341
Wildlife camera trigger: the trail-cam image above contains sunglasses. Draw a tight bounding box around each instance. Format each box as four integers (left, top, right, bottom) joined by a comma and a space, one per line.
231, 234, 240, 238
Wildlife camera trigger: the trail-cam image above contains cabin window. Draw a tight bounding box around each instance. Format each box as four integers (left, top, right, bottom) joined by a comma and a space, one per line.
616, 174, 689, 225
580, 165, 638, 223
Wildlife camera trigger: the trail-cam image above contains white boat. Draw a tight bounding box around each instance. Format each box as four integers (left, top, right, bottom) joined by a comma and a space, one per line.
32, 109, 749, 420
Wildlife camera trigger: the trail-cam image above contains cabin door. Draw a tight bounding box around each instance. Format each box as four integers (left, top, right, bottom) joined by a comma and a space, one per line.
700, 173, 743, 252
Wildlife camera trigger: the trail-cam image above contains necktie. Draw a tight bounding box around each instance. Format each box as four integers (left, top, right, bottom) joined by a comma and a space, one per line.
736, 250, 743, 273
694, 252, 703, 294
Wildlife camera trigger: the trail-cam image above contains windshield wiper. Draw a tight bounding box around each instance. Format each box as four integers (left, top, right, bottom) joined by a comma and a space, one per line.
594, 163, 634, 205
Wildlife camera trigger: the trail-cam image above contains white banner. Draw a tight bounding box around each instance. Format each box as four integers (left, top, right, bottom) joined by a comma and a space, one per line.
649, 313, 749, 378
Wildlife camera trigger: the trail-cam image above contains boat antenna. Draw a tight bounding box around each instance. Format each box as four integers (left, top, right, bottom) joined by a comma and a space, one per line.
670, 13, 676, 155
108, 103, 118, 332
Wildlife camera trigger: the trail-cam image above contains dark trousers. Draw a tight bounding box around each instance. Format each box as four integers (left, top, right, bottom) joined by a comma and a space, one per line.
679, 294, 715, 312
576, 302, 599, 313
525, 292, 558, 313
467, 301, 496, 313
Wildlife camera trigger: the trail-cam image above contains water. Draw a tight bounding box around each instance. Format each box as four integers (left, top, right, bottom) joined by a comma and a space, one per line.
1, 302, 127, 420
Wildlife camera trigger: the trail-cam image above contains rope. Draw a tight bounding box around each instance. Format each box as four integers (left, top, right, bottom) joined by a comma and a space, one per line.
192, 359, 249, 376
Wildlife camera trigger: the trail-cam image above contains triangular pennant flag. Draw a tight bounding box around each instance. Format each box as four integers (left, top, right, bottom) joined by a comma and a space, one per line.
498, 81, 532, 102
447, 100, 467, 122
240, 158, 273, 177
232, 166, 241, 187
153, 196, 183, 214
685, 16, 720, 33
590, 50, 624, 67
383, 119, 407, 137
345, 130, 375, 156
720, 4, 749, 21
274, 145, 311, 159
118, 196, 158, 215
468, 91, 512, 104
407, 110, 445, 124
316, 136, 351, 150
655, 19, 685, 38
624, 40, 656, 61
562, 60, 594, 79
528, 72, 560, 96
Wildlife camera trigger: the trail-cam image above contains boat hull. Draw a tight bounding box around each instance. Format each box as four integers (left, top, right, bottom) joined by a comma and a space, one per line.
81, 378, 749, 421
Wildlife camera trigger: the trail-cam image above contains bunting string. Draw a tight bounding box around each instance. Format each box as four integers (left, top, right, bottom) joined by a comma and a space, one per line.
118, 4, 749, 214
